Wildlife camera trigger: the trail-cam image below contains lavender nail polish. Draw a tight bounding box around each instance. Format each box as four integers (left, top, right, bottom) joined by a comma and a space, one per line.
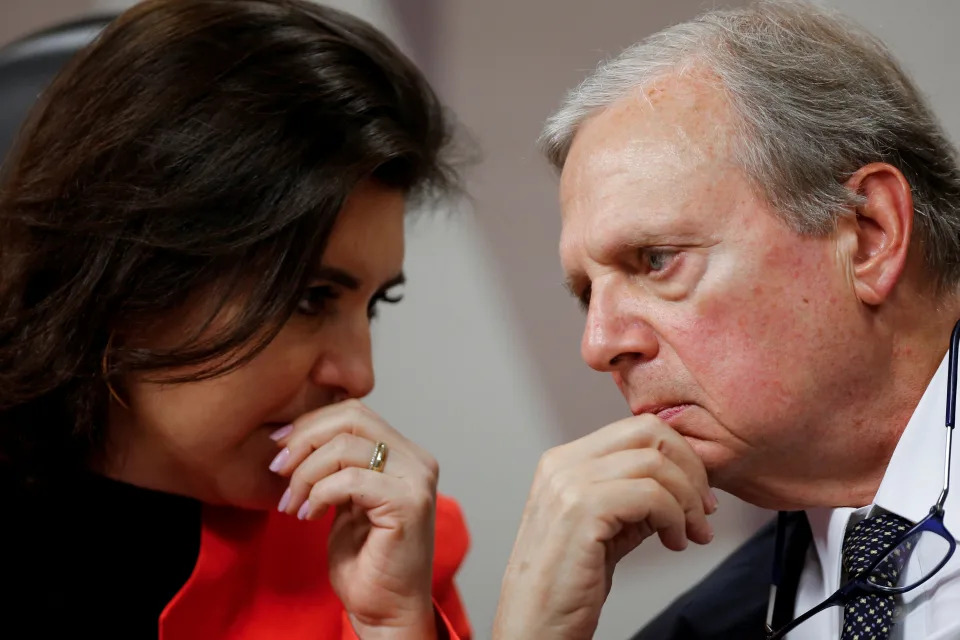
277, 487, 292, 512
269, 424, 293, 441
269, 448, 290, 473
297, 500, 311, 520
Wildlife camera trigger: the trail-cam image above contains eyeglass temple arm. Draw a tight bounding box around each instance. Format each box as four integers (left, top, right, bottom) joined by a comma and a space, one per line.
937, 427, 954, 512
766, 591, 844, 640
938, 319, 960, 511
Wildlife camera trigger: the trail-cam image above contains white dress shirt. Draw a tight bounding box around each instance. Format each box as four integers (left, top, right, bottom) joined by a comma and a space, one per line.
789, 355, 960, 639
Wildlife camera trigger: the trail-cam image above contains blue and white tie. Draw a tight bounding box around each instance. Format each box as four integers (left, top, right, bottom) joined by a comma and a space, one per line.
840, 512, 914, 640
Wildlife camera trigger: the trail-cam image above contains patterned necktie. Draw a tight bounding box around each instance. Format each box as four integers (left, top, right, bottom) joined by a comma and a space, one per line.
840, 512, 914, 640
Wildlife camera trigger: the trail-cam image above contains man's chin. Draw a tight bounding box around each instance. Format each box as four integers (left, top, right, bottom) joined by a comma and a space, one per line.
682, 436, 731, 481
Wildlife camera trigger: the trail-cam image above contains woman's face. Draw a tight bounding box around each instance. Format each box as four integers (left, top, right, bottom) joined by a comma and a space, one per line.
106, 181, 407, 509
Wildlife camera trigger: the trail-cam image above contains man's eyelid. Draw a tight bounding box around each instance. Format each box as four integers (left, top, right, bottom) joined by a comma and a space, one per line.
640, 244, 681, 255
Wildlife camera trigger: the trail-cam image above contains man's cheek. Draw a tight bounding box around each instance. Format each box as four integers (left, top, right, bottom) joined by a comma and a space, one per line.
692, 281, 796, 351
677, 316, 788, 411
693, 348, 777, 408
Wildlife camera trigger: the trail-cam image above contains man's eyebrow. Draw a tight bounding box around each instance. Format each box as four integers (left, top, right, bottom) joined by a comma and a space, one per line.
607, 232, 696, 252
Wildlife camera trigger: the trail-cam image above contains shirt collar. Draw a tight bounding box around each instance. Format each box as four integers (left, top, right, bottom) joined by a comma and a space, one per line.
872, 353, 959, 540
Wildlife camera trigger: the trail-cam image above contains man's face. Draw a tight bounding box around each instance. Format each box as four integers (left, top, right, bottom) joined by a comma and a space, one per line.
559, 75, 878, 506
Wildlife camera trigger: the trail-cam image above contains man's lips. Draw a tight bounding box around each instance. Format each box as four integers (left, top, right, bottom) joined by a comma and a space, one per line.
632, 404, 693, 421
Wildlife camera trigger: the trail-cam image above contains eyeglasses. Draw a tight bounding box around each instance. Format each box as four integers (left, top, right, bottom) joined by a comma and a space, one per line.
765, 319, 959, 640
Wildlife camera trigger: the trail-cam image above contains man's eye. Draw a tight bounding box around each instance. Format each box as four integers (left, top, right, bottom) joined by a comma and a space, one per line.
644, 249, 678, 273
297, 285, 339, 316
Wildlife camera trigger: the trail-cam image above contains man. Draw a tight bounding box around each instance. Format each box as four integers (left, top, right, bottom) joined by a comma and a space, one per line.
494, 2, 960, 639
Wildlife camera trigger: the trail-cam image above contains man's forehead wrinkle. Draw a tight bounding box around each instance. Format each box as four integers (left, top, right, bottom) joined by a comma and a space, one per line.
628, 71, 736, 149
589, 94, 730, 179
572, 134, 695, 199
569, 136, 710, 234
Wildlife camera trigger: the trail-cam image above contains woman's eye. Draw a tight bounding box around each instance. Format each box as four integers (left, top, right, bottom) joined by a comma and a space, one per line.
367, 289, 404, 320
297, 285, 339, 316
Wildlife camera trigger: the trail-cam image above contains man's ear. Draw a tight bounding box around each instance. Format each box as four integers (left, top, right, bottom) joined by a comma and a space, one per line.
841, 162, 914, 306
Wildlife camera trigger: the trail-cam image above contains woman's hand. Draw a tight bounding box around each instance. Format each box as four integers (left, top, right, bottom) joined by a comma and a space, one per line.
270, 399, 440, 640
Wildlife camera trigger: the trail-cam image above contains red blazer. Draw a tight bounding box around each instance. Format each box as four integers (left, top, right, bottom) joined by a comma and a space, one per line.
158, 495, 471, 639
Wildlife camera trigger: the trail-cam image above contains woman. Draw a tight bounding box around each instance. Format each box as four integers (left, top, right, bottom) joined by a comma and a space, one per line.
0, 1, 469, 638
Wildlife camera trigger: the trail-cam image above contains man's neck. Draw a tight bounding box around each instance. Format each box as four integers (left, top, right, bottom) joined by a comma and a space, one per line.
737, 306, 958, 511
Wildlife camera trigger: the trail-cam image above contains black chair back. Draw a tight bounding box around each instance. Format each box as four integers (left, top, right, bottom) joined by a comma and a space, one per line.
0, 16, 116, 160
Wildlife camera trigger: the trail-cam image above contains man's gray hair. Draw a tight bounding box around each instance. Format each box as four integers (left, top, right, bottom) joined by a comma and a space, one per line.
541, 0, 960, 290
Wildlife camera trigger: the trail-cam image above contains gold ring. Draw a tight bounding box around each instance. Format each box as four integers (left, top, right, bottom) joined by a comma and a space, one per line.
369, 441, 388, 473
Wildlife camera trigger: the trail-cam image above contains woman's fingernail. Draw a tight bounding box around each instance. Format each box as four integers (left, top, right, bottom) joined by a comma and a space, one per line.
269, 448, 290, 473
270, 424, 293, 441
709, 490, 719, 513
297, 500, 311, 520
277, 487, 291, 512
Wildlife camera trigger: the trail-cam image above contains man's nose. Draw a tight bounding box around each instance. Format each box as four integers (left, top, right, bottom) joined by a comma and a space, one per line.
580, 282, 660, 372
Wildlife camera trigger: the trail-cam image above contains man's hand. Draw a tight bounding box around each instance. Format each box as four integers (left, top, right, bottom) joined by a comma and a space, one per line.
493, 414, 717, 640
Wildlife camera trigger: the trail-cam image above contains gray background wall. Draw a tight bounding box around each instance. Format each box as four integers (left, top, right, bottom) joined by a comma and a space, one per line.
1, 0, 96, 44
2, 1, 957, 637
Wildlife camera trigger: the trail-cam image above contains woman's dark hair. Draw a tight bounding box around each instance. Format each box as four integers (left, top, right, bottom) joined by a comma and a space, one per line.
0, 0, 458, 486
